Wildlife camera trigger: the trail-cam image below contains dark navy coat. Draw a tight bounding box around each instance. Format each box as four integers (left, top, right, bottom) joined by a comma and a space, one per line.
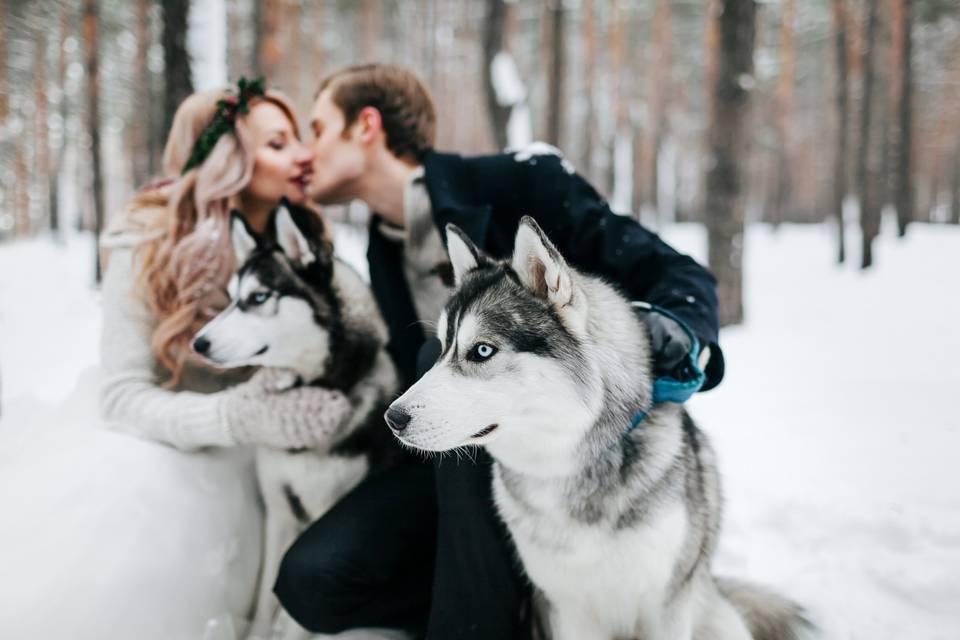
367, 148, 725, 392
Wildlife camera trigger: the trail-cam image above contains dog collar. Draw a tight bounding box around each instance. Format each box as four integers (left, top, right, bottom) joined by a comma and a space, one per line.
624, 302, 706, 437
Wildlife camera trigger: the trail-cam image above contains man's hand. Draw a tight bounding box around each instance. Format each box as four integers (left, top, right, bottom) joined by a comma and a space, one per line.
636, 309, 694, 378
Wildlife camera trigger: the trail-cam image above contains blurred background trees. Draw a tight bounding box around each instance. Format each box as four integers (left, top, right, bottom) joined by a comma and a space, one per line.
0, 0, 958, 320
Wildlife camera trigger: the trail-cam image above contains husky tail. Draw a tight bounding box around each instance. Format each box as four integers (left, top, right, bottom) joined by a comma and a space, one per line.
718, 578, 816, 640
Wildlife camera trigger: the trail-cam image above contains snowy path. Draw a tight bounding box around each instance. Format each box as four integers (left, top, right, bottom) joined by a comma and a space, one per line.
1, 222, 959, 639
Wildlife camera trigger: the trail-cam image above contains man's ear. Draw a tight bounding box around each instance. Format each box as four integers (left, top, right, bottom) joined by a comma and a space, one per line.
230, 211, 258, 267
275, 203, 316, 267
356, 106, 382, 145
510, 216, 573, 309
445, 224, 483, 287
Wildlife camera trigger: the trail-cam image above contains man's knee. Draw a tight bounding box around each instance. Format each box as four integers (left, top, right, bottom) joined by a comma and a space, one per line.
273, 540, 360, 634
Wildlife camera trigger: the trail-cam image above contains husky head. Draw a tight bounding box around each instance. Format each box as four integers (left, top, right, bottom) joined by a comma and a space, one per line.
191, 203, 337, 382
386, 217, 606, 475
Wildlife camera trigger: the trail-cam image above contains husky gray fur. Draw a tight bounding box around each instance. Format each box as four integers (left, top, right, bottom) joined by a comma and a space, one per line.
387, 217, 813, 640
193, 204, 400, 640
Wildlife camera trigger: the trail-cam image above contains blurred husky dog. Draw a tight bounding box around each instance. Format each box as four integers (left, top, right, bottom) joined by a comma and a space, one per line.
193, 203, 399, 640
387, 217, 813, 640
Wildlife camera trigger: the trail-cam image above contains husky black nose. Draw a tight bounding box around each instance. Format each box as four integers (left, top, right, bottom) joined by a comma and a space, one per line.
385, 406, 411, 433
192, 336, 211, 355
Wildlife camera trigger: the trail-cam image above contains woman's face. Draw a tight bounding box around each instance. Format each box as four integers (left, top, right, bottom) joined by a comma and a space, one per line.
243, 101, 314, 206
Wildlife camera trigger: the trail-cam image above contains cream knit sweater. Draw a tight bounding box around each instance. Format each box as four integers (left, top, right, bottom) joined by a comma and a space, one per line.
98, 247, 250, 451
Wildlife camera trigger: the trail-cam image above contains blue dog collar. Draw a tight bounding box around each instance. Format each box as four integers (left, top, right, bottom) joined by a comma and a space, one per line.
625, 302, 706, 436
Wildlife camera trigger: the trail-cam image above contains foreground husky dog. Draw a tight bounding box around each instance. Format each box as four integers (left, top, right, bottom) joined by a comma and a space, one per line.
193, 204, 399, 640
387, 217, 812, 640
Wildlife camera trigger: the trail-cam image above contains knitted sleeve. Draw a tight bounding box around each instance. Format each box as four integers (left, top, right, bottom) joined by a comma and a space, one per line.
98, 248, 234, 451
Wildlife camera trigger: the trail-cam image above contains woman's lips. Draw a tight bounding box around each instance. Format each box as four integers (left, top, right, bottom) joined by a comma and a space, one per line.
290, 174, 311, 189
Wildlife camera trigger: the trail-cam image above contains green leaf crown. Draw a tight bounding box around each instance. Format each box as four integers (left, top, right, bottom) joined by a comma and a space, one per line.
181, 76, 266, 174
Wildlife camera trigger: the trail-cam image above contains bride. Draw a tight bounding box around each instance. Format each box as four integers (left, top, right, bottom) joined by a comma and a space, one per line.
0, 79, 352, 639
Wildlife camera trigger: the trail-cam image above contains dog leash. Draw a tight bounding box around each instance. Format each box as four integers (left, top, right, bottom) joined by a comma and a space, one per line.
623, 302, 706, 437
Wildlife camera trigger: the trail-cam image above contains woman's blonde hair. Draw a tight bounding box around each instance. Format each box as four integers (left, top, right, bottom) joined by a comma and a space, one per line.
114, 88, 305, 386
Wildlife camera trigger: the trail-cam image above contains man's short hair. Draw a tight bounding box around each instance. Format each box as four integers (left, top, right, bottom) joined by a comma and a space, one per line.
317, 64, 436, 162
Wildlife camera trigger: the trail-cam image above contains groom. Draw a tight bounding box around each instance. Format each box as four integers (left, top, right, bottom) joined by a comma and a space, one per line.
274, 63, 724, 639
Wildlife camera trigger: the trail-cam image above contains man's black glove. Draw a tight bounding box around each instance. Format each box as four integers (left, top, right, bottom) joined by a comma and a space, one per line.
635, 309, 695, 378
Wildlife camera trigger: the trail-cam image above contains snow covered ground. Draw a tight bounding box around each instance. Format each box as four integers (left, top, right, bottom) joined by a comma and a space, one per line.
1, 220, 958, 639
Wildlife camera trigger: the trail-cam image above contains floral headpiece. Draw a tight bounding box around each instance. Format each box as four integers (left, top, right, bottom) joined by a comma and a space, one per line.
181, 76, 266, 174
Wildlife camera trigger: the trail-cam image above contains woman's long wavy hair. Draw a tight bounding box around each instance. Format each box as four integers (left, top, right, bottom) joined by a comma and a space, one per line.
115, 89, 302, 386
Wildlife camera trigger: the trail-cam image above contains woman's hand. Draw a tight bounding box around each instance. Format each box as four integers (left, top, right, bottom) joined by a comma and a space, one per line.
218, 368, 352, 450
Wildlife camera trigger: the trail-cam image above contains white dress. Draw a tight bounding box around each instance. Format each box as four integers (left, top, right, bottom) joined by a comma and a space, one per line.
0, 248, 263, 640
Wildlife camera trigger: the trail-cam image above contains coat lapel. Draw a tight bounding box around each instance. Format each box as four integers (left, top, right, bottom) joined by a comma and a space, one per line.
367, 151, 493, 388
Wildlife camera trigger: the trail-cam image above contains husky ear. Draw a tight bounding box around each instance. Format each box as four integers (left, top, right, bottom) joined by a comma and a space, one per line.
275, 203, 316, 267
445, 224, 482, 286
230, 211, 258, 267
511, 216, 573, 308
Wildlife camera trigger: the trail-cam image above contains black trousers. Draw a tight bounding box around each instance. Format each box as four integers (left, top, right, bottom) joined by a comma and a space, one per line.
274, 452, 530, 639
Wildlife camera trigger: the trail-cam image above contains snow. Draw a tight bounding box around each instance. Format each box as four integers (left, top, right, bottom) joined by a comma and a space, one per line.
662, 221, 960, 640
490, 51, 527, 107
611, 130, 633, 214
510, 141, 575, 174
506, 102, 533, 150
2, 221, 959, 639
490, 51, 532, 149
0, 233, 101, 411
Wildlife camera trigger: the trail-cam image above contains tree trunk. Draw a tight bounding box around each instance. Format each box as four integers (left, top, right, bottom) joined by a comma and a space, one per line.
255, 0, 282, 82
831, 0, 848, 263
579, 0, 595, 181
926, 176, 938, 223
0, 0, 7, 123
894, 0, 914, 237
701, 0, 721, 222
15, 141, 29, 236
50, 3, 73, 239
482, 0, 510, 151
163, 0, 193, 142
34, 31, 50, 236
706, 0, 756, 327
951, 146, 960, 225
288, 0, 303, 107
544, 0, 565, 148
84, 0, 105, 282
641, 0, 672, 217
856, 0, 880, 269
133, 0, 153, 187
361, 0, 382, 63
773, 0, 795, 227
313, 0, 325, 80
607, 0, 624, 198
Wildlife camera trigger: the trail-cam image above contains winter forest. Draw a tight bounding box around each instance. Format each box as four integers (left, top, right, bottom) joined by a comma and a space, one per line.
1, 0, 959, 322
1, 1, 959, 639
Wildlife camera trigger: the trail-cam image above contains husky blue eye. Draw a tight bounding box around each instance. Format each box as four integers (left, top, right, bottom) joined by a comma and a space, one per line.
247, 291, 269, 305
469, 343, 497, 362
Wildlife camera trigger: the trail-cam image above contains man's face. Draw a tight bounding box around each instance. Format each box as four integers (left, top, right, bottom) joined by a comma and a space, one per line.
305, 89, 367, 204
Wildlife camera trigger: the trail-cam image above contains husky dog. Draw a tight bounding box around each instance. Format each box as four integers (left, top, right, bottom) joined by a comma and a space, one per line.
193, 204, 399, 640
386, 217, 812, 640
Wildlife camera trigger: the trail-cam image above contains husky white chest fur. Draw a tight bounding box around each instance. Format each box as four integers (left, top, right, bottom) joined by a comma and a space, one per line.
388, 217, 813, 640
194, 204, 399, 640
495, 466, 690, 639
